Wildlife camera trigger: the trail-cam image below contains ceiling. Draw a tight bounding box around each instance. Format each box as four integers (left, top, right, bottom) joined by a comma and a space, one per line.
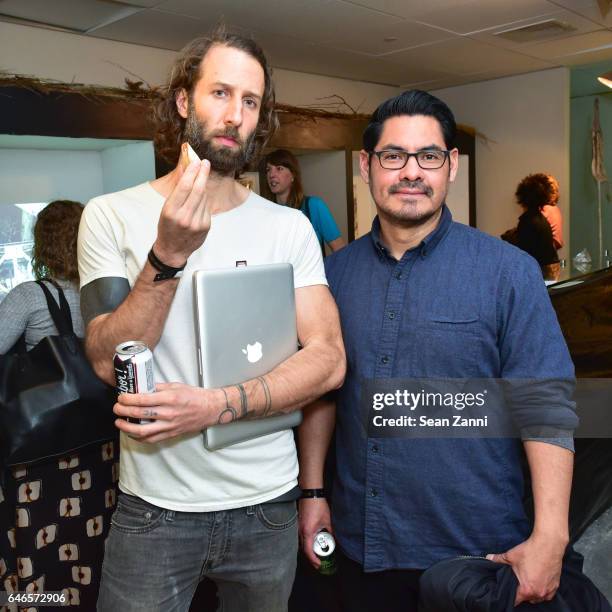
1, 0, 612, 89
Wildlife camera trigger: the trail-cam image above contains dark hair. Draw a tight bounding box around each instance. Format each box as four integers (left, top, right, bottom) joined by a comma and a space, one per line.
153, 25, 278, 166
515, 173, 559, 211
363, 89, 457, 151
31, 200, 83, 283
264, 149, 305, 208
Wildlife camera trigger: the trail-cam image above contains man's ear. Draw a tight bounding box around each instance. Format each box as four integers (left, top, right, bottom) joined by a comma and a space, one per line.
176, 88, 189, 119
448, 148, 459, 183
359, 150, 370, 184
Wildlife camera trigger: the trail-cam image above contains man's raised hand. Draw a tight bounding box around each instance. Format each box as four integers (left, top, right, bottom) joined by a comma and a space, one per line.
153, 159, 212, 267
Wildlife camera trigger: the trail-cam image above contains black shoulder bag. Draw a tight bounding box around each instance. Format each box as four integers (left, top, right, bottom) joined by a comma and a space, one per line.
0, 280, 117, 466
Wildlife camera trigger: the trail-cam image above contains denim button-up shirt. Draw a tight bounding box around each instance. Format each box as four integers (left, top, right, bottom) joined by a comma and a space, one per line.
325, 206, 576, 571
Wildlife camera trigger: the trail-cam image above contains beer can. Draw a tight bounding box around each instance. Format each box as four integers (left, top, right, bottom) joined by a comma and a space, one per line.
114, 341, 155, 424
313, 529, 337, 576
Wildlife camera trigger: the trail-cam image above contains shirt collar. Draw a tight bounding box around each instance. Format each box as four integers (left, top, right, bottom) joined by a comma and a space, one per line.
370, 204, 453, 260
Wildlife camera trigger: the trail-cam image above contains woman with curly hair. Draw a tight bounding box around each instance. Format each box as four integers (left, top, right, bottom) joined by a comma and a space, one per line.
0, 200, 118, 609
509, 173, 561, 281
538, 174, 564, 250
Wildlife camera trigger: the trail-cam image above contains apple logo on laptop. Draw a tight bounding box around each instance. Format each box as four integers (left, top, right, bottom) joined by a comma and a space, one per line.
242, 342, 263, 363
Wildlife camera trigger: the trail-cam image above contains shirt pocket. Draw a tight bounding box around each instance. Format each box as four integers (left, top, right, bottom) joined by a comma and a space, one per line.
414, 317, 481, 378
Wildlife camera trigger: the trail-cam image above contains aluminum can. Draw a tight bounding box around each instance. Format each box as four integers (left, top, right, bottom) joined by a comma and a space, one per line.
114, 341, 155, 424
313, 529, 337, 576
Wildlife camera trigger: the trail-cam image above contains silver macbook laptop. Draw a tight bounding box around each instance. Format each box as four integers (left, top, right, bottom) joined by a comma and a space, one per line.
193, 263, 302, 451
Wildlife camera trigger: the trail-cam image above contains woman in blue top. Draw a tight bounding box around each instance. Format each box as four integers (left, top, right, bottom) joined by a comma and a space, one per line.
265, 149, 346, 253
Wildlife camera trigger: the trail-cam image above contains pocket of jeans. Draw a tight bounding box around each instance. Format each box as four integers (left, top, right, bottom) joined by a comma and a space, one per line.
111, 494, 165, 534
255, 501, 298, 530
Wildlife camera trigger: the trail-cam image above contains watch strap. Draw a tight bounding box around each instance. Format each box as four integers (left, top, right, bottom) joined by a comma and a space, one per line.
300, 488, 326, 499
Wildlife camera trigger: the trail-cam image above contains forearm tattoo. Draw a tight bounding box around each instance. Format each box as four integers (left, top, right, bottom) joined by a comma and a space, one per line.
257, 376, 272, 416
217, 379, 272, 424
218, 387, 238, 424
236, 383, 248, 418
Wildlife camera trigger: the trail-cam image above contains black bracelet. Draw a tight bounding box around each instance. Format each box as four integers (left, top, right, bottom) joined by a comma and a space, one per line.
147, 248, 186, 282
300, 488, 326, 499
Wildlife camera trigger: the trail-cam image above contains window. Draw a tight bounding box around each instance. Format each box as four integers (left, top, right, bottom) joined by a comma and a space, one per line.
0, 203, 47, 302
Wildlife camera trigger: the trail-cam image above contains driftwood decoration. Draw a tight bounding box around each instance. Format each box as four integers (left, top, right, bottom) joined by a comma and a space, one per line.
0, 73, 476, 144
0, 74, 370, 120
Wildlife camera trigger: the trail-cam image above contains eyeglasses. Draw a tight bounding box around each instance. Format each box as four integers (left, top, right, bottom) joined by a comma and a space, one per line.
369, 149, 450, 170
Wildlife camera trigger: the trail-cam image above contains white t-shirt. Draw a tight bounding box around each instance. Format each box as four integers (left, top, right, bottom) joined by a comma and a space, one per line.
78, 181, 327, 511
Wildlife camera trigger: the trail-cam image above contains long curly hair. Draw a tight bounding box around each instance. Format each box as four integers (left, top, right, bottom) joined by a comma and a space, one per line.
265, 149, 305, 209
515, 173, 559, 211
153, 25, 278, 168
31, 200, 83, 283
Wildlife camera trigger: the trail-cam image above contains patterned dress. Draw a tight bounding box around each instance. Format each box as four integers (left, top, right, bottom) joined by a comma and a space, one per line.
0, 280, 118, 610
0, 442, 119, 611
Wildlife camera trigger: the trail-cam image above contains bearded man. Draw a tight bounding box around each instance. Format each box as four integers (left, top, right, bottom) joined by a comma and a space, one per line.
78, 27, 344, 612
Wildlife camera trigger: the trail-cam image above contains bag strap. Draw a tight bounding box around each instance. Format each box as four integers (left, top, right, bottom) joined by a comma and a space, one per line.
35, 279, 75, 335
302, 196, 326, 255
303, 196, 312, 221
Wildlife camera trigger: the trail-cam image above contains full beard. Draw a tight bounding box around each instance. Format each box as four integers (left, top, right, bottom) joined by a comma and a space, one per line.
183, 108, 257, 176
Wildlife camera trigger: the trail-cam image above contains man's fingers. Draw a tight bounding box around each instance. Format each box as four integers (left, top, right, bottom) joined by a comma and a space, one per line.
177, 159, 211, 224
113, 401, 171, 420
486, 552, 510, 565
114, 417, 166, 438
118, 391, 168, 406
301, 534, 321, 568
164, 160, 202, 213
515, 583, 558, 606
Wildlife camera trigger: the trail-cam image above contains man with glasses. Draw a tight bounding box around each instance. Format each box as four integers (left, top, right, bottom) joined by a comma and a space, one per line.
297, 90, 577, 610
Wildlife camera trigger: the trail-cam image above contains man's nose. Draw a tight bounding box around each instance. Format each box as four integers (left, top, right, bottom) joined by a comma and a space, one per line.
399, 155, 423, 182
224, 97, 243, 126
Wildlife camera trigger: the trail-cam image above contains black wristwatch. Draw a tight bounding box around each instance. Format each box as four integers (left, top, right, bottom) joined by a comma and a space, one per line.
147, 248, 186, 282
300, 488, 326, 499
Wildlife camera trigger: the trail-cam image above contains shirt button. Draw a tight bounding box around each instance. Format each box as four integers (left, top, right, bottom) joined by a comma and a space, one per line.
396, 272, 403, 280
372, 445, 379, 453
370, 488, 378, 497
388, 311, 395, 320
381, 356, 389, 364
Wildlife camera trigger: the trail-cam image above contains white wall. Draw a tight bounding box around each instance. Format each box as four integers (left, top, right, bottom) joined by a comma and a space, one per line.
432, 68, 570, 262
0, 149, 104, 205
353, 152, 376, 239
299, 151, 348, 247
101, 141, 155, 194
273, 69, 398, 114
0, 21, 397, 113
0, 144, 156, 206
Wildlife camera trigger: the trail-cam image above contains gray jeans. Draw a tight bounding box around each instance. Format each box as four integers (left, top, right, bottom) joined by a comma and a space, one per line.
97, 493, 298, 612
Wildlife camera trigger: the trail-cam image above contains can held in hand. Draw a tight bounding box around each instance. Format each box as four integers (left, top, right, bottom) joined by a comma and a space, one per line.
114, 341, 155, 424
313, 529, 337, 576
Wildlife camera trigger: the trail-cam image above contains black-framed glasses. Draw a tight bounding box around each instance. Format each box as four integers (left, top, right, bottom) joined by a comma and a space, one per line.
369, 149, 450, 170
